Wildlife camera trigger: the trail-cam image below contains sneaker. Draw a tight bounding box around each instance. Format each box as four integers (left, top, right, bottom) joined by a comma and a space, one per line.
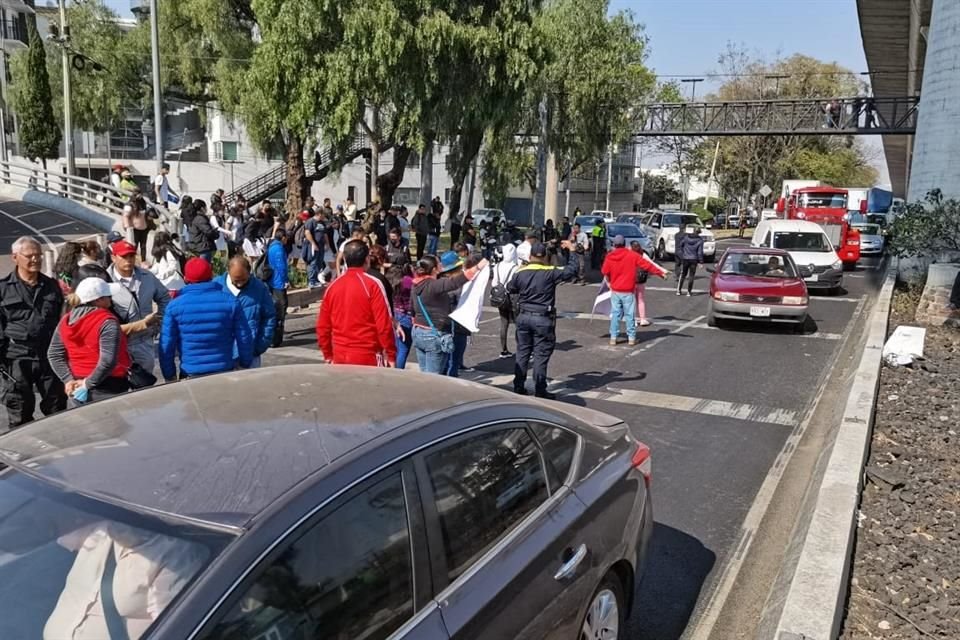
460, 366, 476, 373
676, 291, 682, 296
628, 338, 637, 346
609, 338, 617, 346
686, 291, 692, 297
499, 350, 513, 359
513, 387, 528, 396
580, 281, 587, 286
640, 319, 652, 327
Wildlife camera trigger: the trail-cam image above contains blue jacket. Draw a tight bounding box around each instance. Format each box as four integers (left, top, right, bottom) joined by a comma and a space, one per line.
267, 239, 289, 291
677, 234, 705, 262
158, 281, 253, 379
214, 274, 276, 358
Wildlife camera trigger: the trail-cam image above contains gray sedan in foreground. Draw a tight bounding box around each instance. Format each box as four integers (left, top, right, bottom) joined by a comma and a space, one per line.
0, 366, 652, 640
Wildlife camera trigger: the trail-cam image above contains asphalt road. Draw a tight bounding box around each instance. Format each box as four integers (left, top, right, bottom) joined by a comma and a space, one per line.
0, 198, 102, 277
265, 237, 886, 639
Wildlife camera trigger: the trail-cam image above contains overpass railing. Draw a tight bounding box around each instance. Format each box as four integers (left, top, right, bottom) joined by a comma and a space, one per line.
634, 95, 920, 136
0, 159, 127, 217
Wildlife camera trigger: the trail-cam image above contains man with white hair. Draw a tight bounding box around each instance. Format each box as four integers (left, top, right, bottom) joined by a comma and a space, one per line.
0, 236, 67, 426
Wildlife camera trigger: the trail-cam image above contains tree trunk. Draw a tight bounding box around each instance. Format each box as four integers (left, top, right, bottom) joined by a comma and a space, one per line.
284, 137, 307, 215
368, 108, 381, 203
376, 144, 413, 210
446, 131, 484, 225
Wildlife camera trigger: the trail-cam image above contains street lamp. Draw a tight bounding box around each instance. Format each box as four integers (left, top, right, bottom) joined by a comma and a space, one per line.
681, 77, 705, 102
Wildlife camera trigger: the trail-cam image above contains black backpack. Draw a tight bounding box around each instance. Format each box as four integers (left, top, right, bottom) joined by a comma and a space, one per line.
253, 250, 274, 283
490, 265, 516, 310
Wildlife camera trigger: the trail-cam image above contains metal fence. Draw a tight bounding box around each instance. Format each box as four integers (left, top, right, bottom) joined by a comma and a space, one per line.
0, 159, 128, 217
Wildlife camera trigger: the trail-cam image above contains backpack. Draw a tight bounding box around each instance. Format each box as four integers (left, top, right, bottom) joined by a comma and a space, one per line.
253, 250, 274, 283
292, 219, 306, 248
490, 265, 516, 310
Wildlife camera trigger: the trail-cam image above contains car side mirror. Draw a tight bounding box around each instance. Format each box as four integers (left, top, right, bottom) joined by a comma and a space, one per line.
798, 266, 813, 278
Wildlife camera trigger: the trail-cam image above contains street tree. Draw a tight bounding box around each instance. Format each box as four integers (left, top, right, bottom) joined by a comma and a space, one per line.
10, 20, 60, 167
638, 172, 681, 209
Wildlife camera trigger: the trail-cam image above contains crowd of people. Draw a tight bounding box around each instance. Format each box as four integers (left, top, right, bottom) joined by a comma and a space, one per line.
1, 178, 705, 425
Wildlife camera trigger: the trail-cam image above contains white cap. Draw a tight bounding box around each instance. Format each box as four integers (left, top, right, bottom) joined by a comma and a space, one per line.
75, 278, 112, 304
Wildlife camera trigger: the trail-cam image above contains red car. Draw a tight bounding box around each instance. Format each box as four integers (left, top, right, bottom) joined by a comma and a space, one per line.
707, 247, 810, 330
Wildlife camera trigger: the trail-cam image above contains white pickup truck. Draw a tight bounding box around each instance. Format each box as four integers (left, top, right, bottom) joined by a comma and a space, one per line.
644, 211, 717, 262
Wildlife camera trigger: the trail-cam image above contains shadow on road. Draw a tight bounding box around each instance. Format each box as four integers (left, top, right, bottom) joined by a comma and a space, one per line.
628, 522, 717, 640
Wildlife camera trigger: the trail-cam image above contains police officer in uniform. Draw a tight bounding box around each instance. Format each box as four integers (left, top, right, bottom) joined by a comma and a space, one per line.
508, 240, 577, 399
0, 237, 67, 427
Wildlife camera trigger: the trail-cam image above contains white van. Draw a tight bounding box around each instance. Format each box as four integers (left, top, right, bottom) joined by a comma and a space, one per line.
751, 219, 843, 292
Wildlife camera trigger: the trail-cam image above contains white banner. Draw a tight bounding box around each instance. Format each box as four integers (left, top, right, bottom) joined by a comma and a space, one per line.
449, 267, 492, 333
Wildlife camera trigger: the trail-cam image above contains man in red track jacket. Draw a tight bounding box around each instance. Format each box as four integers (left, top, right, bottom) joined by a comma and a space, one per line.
317, 240, 397, 366
601, 234, 668, 346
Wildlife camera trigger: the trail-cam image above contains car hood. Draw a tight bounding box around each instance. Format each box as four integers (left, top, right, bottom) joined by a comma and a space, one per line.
713, 274, 808, 296
780, 249, 839, 266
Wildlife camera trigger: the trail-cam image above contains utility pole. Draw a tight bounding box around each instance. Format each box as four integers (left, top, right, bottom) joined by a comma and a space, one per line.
605, 143, 614, 211
704, 140, 720, 216
58, 0, 75, 179
149, 0, 163, 174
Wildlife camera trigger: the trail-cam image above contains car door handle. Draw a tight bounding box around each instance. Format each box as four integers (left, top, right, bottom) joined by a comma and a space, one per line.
554, 544, 588, 581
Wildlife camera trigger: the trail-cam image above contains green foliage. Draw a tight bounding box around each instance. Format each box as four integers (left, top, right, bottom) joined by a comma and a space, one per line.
639, 172, 681, 209
11, 21, 60, 162
889, 190, 960, 258
691, 46, 878, 202
688, 197, 725, 221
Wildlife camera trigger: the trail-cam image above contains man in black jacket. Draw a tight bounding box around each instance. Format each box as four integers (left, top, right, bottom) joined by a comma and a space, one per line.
0, 237, 67, 426
507, 241, 576, 399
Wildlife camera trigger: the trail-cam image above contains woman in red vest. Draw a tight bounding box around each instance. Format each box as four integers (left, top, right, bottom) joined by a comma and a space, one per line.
48, 277, 132, 406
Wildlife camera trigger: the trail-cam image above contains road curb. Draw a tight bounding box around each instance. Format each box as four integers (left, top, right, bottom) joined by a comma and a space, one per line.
772, 265, 897, 640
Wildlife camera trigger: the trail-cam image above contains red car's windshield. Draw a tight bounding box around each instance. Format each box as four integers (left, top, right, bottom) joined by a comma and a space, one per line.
720, 253, 798, 279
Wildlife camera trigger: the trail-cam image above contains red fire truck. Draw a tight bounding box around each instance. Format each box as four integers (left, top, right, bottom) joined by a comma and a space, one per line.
776, 185, 863, 269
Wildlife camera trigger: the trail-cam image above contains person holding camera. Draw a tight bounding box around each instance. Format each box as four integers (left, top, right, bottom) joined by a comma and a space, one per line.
569, 223, 590, 285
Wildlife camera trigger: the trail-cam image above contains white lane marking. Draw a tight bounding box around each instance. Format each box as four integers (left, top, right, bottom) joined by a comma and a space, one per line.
688, 294, 870, 639
0, 205, 57, 254
627, 314, 706, 356
39, 220, 84, 233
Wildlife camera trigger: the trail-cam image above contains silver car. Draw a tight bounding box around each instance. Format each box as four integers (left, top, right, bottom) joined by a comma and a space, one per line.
605, 223, 654, 256
851, 222, 885, 255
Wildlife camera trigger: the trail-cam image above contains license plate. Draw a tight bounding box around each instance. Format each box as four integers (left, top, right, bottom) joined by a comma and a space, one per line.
750, 306, 771, 317
806, 274, 819, 282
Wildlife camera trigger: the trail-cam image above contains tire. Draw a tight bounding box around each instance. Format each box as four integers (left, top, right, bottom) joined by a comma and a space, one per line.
579, 573, 626, 640
705, 253, 715, 263
842, 261, 856, 272
706, 311, 718, 328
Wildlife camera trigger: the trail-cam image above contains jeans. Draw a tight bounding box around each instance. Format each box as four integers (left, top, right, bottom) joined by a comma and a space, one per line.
306, 247, 325, 286
446, 332, 469, 377
413, 326, 449, 374
678, 260, 698, 293
427, 234, 439, 256
574, 253, 587, 282
395, 313, 413, 369
271, 288, 287, 347
609, 292, 637, 341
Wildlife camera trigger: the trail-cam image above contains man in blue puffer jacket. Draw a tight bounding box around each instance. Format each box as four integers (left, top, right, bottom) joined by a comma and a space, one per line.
159, 257, 253, 381
214, 256, 276, 367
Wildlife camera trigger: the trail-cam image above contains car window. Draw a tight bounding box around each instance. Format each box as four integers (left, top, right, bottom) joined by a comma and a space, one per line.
773, 232, 833, 252
530, 424, 579, 487
720, 253, 798, 278
201, 474, 413, 640
425, 427, 548, 582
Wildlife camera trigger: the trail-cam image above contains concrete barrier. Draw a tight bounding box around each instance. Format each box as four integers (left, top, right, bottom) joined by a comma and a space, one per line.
915, 262, 960, 326
772, 265, 897, 639
0, 183, 121, 233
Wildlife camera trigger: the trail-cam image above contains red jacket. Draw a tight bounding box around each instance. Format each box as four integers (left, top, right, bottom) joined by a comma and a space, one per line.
601, 248, 667, 293
316, 267, 397, 365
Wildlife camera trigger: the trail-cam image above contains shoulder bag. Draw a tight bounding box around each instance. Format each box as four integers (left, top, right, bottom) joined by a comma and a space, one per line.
416, 294, 455, 354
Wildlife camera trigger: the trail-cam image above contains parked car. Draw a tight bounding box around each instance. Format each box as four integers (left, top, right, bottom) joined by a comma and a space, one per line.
574, 214, 606, 236
644, 211, 717, 262
591, 210, 615, 224
605, 222, 654, 255
470, 208, 504, 226
0, 366, 652, 640
615, 213, 646, 227
849, 221, 885, 255
707, 247, 810, 330
750, 219, 843, 293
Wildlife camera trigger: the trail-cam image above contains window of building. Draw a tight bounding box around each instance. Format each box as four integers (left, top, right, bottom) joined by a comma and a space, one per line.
201, 474, 414, 640
215, 141, 239, 162
425, 427, 548, 582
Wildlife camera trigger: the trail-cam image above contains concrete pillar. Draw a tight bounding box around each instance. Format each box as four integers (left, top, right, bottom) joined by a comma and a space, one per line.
545, 151, 559, 225
908, 0, 960, 201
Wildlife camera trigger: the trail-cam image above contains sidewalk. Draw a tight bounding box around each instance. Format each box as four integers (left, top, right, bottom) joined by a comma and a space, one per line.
840, 288, 960, 638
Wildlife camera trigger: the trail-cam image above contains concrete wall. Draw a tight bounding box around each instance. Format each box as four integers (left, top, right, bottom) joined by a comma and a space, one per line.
908, 0, 960, 201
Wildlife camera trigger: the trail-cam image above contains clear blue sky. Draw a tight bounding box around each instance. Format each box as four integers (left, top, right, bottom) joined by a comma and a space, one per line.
102, 0, 888, 182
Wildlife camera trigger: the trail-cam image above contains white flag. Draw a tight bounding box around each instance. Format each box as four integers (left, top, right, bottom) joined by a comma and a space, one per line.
449, 267, 492, 333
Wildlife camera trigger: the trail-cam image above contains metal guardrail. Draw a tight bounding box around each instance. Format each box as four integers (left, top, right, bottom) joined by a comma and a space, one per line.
634, 95, 920, 137
0, 159, 128, 217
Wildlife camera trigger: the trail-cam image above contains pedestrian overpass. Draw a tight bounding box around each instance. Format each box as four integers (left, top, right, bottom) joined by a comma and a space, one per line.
633, 95, 919, 137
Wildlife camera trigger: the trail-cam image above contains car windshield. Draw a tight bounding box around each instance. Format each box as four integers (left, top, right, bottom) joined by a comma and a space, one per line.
606, 224, 644, 237
575, 216, 603, 226
773, 231, 833, 252
662, 214, 701, 228
721, 253, 798, 278
853, 223, 881, 235
865, 215, 887, 227
797, 192, 847, 209
0, 466, 229, 639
